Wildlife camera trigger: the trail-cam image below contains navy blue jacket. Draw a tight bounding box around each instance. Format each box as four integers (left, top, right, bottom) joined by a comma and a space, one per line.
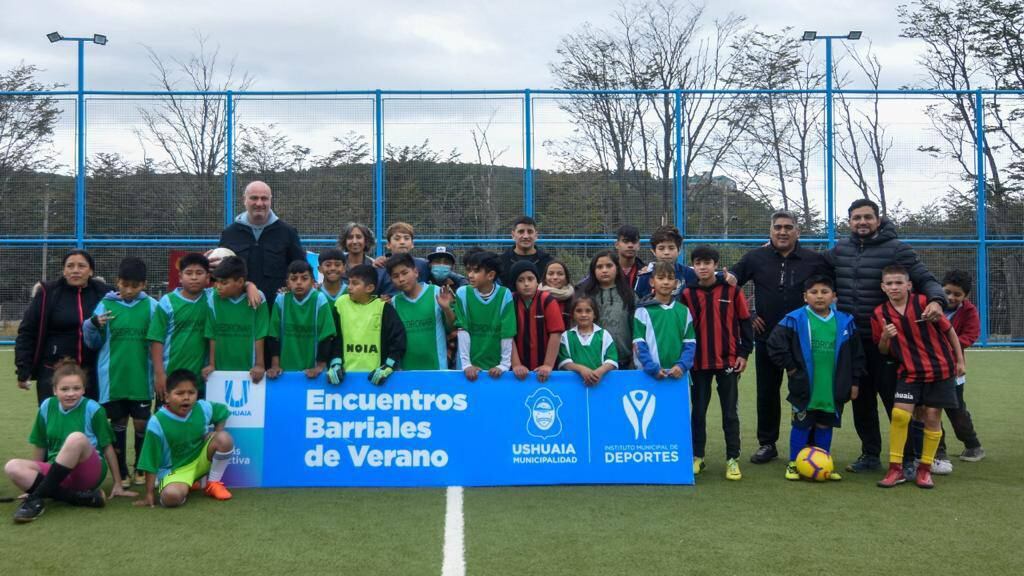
765, 306, 865, 417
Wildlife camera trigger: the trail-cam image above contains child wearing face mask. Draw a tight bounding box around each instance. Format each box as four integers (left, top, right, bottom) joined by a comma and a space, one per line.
426, 247, 467, 368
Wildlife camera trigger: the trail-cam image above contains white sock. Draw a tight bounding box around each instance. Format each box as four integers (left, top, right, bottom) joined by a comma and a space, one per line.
208, 450, 232, 483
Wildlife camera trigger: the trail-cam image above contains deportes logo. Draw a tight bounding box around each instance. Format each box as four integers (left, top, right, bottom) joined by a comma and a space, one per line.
622, 390, 656, 440
525, 388, 563, 440
225, 379, 250, 408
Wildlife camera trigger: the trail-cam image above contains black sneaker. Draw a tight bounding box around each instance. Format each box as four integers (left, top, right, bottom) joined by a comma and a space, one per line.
845, 454, 882, 473
13, 497, 45, 523
749, 444, 778, 464
68, 489, 106, 508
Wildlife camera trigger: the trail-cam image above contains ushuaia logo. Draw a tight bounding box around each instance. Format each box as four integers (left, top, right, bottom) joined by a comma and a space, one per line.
225, 379, 250, 408
525, 388, 563, 440
623, 390, 656, 440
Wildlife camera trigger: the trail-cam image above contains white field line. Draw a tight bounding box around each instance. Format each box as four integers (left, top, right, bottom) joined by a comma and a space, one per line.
441, 486, 466, 576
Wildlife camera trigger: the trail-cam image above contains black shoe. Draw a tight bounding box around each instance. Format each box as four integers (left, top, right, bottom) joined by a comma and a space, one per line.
845, 454, 882, 473
68, 489, 106, 508
14, 497, 45, 523
750, 444, 778, 464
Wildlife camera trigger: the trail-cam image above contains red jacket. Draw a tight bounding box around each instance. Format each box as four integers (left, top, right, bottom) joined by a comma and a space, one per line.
948, 299, 980, 349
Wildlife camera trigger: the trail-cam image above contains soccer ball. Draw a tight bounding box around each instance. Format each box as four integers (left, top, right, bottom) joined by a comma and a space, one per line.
795, 446, 834, 481
207, 247, 236, 268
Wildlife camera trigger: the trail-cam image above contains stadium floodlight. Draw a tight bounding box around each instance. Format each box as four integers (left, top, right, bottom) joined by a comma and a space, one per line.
848, 31, 862, 40
93, 34, 107, 45
47, 31, 63, 43
801, 31, 817, 41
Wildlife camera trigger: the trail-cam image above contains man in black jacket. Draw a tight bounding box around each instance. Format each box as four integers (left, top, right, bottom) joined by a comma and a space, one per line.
730, 210, 829, 464
824, 199, 946, 472
499, 215, 553, 287
219, 181, 305, 302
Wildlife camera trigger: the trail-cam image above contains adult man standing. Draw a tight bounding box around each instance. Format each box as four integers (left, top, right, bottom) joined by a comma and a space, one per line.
499, 216, 553, 286
730, 211, 829, 464
825, 199, 946, 472
219, 181, 305, 300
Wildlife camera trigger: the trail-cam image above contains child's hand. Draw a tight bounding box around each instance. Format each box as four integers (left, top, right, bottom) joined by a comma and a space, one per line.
851, 385, 859, 400
957, 362, 966, 377
512, 365, 529, 380
536, 365, 553, 382
463, 365, 480, 382
578, 367, 598, 386
371, 255, 387, 268
437, 286, 454, 309
305, 365, 324, 379
153, 371, 167, 401
266, 366, 283, 379
110, 485, 137, 498
250, 365, 266, 383
92, 311, 114, 327
654, 369, 667, 380
133, 495, 155, 508
882, 323, 898, 340
733, 357, 748, 374
380, 294, 392, 304
201, 364, 216, 379
488, 367, 505, 379
667, 365, 684, 379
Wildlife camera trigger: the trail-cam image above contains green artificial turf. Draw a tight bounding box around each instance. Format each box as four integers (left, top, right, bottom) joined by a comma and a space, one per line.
0, 349, 1020, 575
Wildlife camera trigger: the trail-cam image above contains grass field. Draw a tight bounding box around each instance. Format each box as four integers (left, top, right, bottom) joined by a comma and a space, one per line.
0, 349, 1021, 576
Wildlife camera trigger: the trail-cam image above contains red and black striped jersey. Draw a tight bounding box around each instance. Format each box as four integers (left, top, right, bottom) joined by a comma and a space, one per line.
871, 294, 956, 383
513, 291, 566, 370
680, 281, 753, 371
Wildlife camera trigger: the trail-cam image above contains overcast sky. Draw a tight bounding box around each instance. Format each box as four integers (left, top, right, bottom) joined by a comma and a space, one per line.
3, 0, 928, 90
3, 0, 964, 214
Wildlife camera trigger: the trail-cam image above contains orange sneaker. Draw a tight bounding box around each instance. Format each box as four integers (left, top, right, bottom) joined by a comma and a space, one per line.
204, 480, 232, 500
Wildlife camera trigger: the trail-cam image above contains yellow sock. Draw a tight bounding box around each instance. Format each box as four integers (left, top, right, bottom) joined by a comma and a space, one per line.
921, 428, 942, 465
889, 408, 912, 464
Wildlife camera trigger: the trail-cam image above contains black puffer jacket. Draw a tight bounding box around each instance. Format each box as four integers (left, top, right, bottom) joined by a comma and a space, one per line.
15, 277, 112, 381
824, 219, 946, 333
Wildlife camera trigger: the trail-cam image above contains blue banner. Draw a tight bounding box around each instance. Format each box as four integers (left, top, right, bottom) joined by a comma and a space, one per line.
206, 370, 694, 487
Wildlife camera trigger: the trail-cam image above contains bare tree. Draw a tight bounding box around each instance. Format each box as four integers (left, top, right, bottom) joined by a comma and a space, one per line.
137, 33, 254, 178
781, 44, 826, 229
834, 43, 893, 215
466, 111, 510, 237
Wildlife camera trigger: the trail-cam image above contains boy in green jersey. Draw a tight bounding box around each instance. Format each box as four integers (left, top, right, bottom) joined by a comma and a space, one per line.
84, 257, 159, 487
148, 253, 212, 400
767, 275, 863, 481
387, 253, 455, 370
317, 248, 348, 303
454, 250, 516, 381
327, 264, 407, 386
267, 260, 337, 379
632, 261, 696, 380
134, 369, 234, 507
6, 360, 133, 523
202, 256, 268, 384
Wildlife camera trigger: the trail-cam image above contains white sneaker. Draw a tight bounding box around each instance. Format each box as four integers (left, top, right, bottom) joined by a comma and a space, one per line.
931, 459, 954, 475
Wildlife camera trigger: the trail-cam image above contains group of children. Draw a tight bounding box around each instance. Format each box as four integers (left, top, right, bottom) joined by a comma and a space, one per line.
5, 219, 985, 522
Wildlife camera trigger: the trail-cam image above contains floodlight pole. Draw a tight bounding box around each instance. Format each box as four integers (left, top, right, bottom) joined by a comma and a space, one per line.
803, 33, 859, 247
51, 35, 105, 248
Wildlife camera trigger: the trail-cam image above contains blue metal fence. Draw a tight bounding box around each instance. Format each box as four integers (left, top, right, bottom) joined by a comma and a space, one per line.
0, 87, 1022, 346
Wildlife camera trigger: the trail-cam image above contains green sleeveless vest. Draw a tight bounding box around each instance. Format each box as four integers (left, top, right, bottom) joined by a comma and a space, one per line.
335, 295, 385, 371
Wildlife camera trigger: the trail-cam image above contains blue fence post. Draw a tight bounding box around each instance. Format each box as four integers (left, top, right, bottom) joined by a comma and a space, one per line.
224, 91, 234, 228
374, 89, 384, 256
674, 89, 684, 234
975, 90, 989, 345
825, 37, 836, 247
75, 39, 86, 249
524, 89, 533, 217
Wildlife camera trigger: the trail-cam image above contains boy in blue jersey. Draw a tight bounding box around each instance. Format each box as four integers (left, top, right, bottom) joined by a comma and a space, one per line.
767, 275, 865, 480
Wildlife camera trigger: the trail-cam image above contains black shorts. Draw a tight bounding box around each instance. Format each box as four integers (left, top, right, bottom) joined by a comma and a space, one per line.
893, 377, 959, 409
104, 399, 153, 421
791, 409, 839, 429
